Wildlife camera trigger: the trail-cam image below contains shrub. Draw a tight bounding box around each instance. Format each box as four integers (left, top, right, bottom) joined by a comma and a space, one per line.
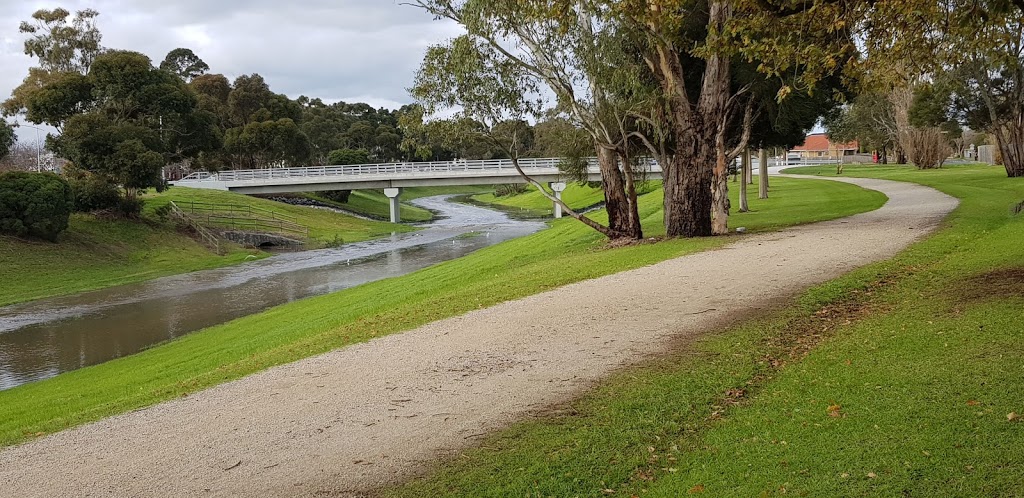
116, 196, 145, 218
327, 148, 370, 166
495, 184, 528, 197
322, 190, 352, 203
0, 172, 74, 241
901, 127, 952, 169
69, 173, 121, 213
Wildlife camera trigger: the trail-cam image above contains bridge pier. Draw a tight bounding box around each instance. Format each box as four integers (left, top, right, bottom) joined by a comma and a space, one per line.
550, 182, 567, 218
384, 188, 403, 223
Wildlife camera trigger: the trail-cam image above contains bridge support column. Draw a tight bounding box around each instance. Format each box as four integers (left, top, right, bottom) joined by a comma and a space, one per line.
549, 182, 567, 219
384, 188, 403, 223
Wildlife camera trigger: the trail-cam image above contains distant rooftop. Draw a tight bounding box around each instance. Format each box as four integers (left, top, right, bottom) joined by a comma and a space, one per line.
792, 133, 858, 152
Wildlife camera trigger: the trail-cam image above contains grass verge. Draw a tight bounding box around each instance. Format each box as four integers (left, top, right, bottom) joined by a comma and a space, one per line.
384, 163, 1024, 497
0, 177, 884, 448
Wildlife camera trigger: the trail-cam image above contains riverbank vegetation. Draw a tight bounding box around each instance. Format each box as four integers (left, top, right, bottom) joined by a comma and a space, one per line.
0, 177, 885, 448
0, 186, 409, 307
384, 164, 1024, 497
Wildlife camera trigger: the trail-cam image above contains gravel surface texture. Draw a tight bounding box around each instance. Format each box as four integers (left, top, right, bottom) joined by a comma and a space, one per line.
0, 176, 958, 497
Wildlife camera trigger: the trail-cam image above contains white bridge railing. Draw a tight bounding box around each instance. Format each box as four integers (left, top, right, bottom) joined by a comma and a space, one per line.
180, 158, 582, 183
176, 156, 834, 184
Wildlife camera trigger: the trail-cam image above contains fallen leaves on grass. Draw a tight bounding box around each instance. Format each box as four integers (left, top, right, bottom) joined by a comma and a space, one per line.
827, 404, 843, 418
1009, 412, 1020, 422
688, 484, 705, 494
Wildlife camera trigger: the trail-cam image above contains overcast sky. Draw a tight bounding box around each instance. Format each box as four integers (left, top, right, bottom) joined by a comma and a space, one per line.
1, 1, 461, 139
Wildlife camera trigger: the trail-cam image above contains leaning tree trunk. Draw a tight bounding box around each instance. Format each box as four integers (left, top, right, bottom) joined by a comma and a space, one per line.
595, 145, 640, 239
995, 120, 1024, 178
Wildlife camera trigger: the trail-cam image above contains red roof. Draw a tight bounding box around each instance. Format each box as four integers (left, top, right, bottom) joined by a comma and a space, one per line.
791, 134, 858, 152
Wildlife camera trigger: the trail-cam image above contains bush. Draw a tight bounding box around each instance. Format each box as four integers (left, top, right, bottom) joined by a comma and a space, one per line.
495, 184, 528, 197
68, 173, 121, 213
327, 148, 370, 166
0, 172, 74, 241
322, 190, 352, 203
901, 127, 952, 170
116, 196, 145, 218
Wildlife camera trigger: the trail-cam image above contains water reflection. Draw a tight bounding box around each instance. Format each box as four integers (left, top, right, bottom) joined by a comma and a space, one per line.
0, 196, 545, 390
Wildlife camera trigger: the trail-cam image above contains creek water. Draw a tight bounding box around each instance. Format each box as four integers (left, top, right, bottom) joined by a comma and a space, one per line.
0, 196, 545, 391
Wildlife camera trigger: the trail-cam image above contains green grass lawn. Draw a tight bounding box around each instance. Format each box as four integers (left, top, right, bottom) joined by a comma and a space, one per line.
384, 163, 1024, 498
0, 177, 883, 448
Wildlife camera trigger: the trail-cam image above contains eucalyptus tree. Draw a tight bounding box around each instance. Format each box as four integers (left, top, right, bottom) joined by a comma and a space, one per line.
160, 48, 210, 82
612, 0, 858, 235
4, 8, 104, 119
413, 36, 627, 237
411, 0, 649, 239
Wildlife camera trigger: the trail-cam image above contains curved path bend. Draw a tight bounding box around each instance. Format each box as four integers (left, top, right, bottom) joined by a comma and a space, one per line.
0, 176, 958, 497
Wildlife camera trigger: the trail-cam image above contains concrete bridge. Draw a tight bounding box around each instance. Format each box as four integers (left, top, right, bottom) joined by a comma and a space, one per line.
171, 158, 663, 223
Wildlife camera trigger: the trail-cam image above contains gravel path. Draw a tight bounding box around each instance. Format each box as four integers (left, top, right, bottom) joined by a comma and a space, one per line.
0, 176, 957, 497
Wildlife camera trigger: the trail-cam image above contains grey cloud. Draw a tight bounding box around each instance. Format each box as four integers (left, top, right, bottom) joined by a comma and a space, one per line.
1, 0, 460, 134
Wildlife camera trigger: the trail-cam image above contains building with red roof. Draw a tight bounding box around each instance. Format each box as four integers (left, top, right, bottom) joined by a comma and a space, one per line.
790, 133, 860, 160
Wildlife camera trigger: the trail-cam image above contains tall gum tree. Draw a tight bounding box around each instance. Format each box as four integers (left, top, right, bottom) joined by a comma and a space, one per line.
412, 36, 629, 238
411, 0, 647, 239
613, 0, 857, 236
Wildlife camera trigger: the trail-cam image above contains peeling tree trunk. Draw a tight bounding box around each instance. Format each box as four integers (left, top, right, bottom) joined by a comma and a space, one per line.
617, 150, 643, 239
595, 145, 639, 238
664, 134, 715, 237
995, 120, 1024, 178
758, 148, 769, 200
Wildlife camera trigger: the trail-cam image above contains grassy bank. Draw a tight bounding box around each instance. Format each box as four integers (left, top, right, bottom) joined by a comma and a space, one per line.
385, 164, 1024, 497
470, 183, 609, 217
146, 186, 411, 244
0, 216, 260, 307
0, 177, 884, 448
0, 187, 407, 307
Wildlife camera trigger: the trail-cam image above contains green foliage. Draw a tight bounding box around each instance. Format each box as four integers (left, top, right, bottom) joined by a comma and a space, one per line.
18, 8, 102, 74
0, 122, 14, 161
494, 184, 527, 197
223, 118, 311, 168
44, 50, 213, 201
22, 72, 92, 129
64, 165, 121, 213
159, 48, 209, 82
327, 148, 370, 165
321, 190, 352, 203
0, 172, 73, 241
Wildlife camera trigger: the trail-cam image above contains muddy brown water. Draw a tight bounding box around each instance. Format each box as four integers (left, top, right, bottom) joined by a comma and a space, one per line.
0, 196, 545, 391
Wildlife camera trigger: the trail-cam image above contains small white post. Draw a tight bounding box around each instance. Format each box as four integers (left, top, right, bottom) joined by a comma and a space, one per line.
384, 187, 403, 223
550, 182, 567, 219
